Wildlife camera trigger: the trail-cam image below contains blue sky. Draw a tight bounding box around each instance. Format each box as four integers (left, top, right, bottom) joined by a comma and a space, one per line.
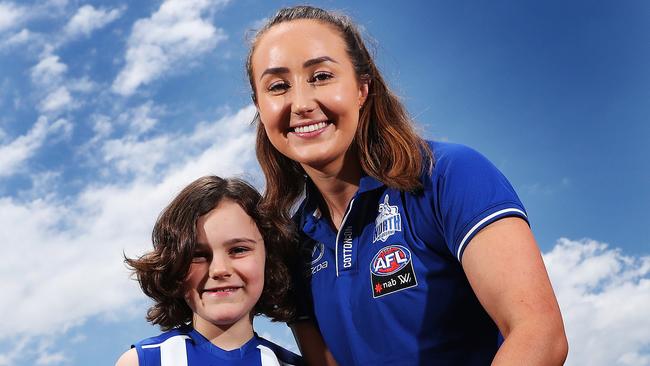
0, 1, 648, 365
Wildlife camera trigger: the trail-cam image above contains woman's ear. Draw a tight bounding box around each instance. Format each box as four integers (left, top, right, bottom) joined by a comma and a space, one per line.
358, 75, 370, 108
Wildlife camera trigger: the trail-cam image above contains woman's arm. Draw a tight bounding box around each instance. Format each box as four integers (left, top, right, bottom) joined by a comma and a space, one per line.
115, 348, 139, 366
291, 320, 339, 366
462, 217, 568, 366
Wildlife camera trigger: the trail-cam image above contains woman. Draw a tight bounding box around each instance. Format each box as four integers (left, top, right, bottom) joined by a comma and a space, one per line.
246, 5, 568, 365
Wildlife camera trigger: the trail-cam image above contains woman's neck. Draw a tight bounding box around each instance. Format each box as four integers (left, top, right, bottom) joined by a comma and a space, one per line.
192, 314, 254, 351
303, 150, 362, 231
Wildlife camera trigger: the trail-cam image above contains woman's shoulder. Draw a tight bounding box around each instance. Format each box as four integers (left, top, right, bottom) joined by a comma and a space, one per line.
429, 141, 487, 166
423, 140, 496, 183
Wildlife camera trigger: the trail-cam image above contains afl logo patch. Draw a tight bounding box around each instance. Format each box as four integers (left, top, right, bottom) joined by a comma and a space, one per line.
370, 245, 418, 298
370, 245, 411, 276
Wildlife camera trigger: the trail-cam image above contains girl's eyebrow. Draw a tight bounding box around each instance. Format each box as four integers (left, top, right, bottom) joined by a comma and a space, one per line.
223, 237, 261, 246
259, 56, 339, 81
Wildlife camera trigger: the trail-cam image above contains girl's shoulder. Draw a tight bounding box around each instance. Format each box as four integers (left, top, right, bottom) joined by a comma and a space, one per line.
133, 326, 192, 348
255, 335, 304, 365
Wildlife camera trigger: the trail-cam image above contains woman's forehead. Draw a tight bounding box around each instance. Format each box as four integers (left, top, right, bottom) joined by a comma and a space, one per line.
253, 19, 347, 69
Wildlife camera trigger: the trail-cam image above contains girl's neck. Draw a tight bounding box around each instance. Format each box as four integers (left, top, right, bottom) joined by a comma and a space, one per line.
303, 150, 362, 231
192, 315, 254, 351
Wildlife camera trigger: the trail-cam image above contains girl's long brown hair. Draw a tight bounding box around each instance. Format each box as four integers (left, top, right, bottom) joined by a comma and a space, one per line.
125, 176, 297, 330
246, 6, 433, 231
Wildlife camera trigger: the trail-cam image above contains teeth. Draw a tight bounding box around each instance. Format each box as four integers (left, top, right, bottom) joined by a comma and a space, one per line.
207, 288, 236, 293
294, 122, 328, 134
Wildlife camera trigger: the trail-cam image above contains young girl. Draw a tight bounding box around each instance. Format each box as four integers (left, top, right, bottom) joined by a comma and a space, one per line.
247, 5, 568, 366
115, 176, 303, 366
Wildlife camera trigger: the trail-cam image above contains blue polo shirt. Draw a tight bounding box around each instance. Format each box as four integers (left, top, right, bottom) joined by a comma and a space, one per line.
133, 326, 303, 366
295, 141, 528, 365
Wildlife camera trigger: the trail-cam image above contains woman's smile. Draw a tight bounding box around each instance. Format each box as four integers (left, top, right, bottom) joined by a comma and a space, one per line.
290, 120, 332, 136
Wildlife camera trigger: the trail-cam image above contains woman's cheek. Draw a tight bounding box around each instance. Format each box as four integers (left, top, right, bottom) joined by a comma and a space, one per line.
260, 99, 285, 128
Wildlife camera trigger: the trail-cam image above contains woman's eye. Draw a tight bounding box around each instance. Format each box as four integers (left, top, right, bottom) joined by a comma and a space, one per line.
267, 81, 289, 93
309, 72, 333, 83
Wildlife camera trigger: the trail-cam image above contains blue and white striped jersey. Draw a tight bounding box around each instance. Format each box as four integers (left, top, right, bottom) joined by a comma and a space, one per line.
133, 327, 302, 366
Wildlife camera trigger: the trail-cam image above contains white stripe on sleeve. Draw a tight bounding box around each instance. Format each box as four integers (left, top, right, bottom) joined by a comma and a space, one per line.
456, 208, 527, 261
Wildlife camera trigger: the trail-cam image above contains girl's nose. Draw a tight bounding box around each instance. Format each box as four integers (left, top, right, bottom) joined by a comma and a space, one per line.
209, 254, 231, 279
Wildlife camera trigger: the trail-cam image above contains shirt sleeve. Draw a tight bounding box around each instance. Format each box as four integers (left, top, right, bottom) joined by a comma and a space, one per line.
431, 143, 528, 262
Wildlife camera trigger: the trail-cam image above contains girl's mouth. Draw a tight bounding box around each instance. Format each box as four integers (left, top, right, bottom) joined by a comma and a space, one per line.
202, 287, 240, 295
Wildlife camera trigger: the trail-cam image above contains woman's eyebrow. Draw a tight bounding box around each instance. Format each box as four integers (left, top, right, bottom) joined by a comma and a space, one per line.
259, 56, 339, 81
260, 66, 289, 80
303, 56, 338, 68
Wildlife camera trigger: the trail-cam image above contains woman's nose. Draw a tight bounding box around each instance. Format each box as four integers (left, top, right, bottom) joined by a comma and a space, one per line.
290, 83, 317, 115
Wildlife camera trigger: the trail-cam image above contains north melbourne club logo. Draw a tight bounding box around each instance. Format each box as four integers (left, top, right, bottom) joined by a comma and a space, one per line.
373, 195, 402, 243
370, 245, 418, 298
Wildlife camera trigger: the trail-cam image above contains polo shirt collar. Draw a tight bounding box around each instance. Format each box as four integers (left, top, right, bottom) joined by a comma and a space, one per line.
300, 173, 385, 227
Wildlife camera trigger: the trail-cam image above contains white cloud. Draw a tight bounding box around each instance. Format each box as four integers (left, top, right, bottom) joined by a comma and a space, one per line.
0, 0, 69, 37
112, 0, 228, 96
1, 28, 31, 47
31, 54, 67, 86
0, 117, 72, 177
67, 77, 96, 93
64, 4, 123, 39
90, 114, 113, 141
35, 352, 65, 365
99, 104, 256, 180
119, 101, 162, 135
30, 54, 89, 114
40, 86, 72, 112
544, 238, 650, 366
0, 2, 26, 32
0, 336, 29, 366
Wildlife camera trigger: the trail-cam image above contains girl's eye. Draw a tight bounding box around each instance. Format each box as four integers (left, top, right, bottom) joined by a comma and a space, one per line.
267, 81, 289, 93
308, 71, 333, 83
229, 246, 251, 256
